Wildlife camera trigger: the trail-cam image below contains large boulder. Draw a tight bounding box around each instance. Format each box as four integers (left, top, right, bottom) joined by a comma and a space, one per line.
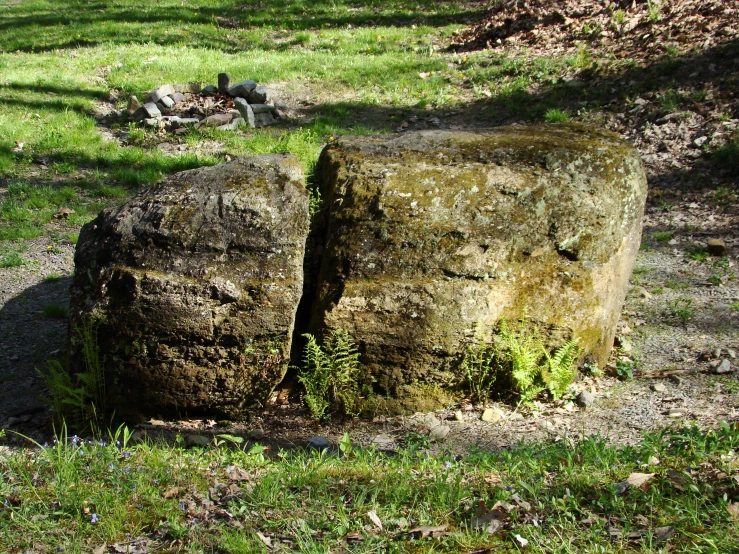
68, 154, 309, 420
311, 125, 647, 393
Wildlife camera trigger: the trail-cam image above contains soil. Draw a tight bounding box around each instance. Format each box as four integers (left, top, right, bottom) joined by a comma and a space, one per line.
1, 0, 738, 454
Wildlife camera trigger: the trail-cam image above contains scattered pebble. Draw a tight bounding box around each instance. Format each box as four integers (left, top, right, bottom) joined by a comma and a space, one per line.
371, 433, 394, 448
429, 424, 451, 440
576, 390, 595, 408
650, 383, 667, 393
481, 408, 504, 423
247, 428, 264, 441
184, 434, 210, 448
706, 238, 727, 257
307, 436, 330, 451
713, 359, 733, 374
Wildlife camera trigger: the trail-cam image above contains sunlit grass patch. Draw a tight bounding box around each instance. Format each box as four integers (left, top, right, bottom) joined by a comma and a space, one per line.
1, 423, 739, 551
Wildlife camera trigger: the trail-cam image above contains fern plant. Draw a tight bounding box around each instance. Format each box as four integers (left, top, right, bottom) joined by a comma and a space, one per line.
299, 329, 362, 420
461, 318, 581, 404
540, 339, 580, 400
498, 321, 545, 403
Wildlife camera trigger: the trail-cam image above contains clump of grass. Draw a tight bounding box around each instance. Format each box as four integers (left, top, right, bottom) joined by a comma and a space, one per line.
669, 296, 695, 326
653, 231, 672, 242
686, 246, 710, 262
40, 318, 107, 430
0, 250, 27, 268
544, 108, 570, 122
461, 327, 499, 403
713, 140, 739, 176
44, 272, 62, 282
42, 303, 67, 319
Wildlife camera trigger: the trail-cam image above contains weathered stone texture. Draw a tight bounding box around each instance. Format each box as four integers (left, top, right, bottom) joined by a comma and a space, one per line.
68, 154, 309, 419
311, 126, 647, 393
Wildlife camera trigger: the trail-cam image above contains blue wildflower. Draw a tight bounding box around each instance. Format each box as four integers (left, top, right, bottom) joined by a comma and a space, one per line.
91, 513, 99, 524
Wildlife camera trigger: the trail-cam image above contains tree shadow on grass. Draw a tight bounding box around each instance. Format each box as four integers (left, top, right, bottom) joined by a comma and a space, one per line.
0, 0, 487, 53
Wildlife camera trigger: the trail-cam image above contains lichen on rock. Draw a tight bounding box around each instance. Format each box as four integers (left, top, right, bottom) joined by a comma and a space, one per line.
68, 154, 309, 420
310, 125, 647, 397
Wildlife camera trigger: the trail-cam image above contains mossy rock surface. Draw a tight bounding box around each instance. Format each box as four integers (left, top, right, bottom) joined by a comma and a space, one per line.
311, 125, 647, 393
68, 154, 309, 420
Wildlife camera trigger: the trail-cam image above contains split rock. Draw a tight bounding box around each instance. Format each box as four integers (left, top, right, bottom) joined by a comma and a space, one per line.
68, 154, 309, 420
310, 126, 648, 394
160, 96, 175, 108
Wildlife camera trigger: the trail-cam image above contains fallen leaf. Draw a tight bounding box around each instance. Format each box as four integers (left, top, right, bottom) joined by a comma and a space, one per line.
727, 503, 739, 520
53, 207, 75, 219
510, 493, 532, 512
418, 72, 431, 79
256, 531, 272, 548
345, 530, 363, 541
666, 469, 693, 491
162, 486, 183, 499
484, 471, 502, 485
513, 533, 529, 547
634, 514, 650, 527
616, 472, 655, 493
93, 545, 106, 554
408, 524, 449, 539
471, 500, 506, 535
367, 510, 383, 530
652, 526, 674, 542
226, 465, 250, 481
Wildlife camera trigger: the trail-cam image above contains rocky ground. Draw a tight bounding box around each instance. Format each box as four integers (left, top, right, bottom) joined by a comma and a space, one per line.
1, 0, 738, 454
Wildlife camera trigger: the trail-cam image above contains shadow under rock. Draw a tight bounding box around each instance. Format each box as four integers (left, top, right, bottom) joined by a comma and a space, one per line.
0, 275, 72, 436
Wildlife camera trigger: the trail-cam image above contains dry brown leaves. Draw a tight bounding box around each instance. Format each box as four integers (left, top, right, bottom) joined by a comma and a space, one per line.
451, 0, 738, 63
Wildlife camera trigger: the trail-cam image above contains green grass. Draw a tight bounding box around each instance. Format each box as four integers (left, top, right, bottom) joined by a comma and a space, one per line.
686, 246, 710, 262
0, 241, 31, 267
41, 302, 67, 318
543, 108, 570, 123
2, 423, 739, 552
653, 231, 672, 242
